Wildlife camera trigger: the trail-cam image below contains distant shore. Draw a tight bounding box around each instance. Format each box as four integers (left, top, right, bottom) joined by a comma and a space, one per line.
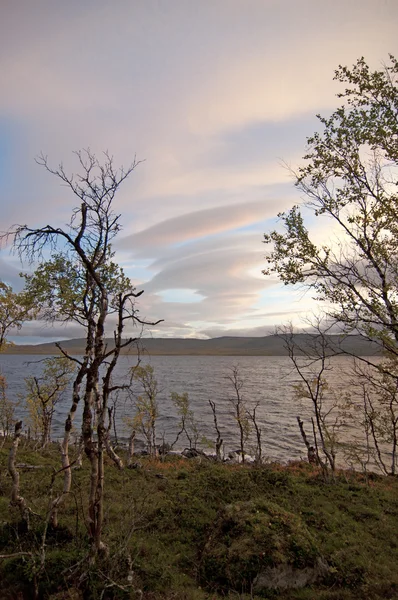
4, 334, 382, 356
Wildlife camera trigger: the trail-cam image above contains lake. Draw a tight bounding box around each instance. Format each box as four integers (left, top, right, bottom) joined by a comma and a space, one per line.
0, 353, 358, 464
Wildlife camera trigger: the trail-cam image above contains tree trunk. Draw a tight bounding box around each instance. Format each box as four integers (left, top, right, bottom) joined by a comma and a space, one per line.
8, 421, 29, 526
49, 368, 87, 527
105, 407, 124, 468
127, 431, 136, 466
105, 433, 124, 469
49, 416, 72, 527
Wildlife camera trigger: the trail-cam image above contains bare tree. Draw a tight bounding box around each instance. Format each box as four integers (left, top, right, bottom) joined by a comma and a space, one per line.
208, 399, 223, 461
278, 322, 347, 473
246, 401, 263, 464
6, 150, 162, 556
347, 357, 398, 475
226, 366, 251, 463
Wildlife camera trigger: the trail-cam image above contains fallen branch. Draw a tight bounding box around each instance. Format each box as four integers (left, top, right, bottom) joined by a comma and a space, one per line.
16, 464, 46, 470
0, 552, 33, 559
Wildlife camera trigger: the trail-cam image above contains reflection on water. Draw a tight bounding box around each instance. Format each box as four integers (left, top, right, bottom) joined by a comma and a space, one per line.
0, 353, 367, 464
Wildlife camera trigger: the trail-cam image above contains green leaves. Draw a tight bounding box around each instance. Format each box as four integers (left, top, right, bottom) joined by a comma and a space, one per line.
22, 252, 136, 325
23, 357, 75, 446
263, 55, 398, 352
0, 280, 35, 349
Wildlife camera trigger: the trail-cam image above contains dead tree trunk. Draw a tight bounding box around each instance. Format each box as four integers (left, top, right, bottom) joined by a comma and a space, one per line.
105, 407, 124, 469
297, 416, 317, 465
247, 402, 263, 464
127, 431, 136, 467
208, 399, 223, 461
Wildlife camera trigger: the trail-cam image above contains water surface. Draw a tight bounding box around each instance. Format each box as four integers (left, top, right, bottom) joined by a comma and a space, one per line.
1, 353, 358, 464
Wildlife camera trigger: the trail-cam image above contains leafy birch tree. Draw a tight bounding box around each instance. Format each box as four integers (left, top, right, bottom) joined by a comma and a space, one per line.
130, 364, 159, 457
263, 55, 398, 355
0, 282, 34, 449
24, 357, 75, 448
0, 375, 15, 445
0, 281, 33, 350
171, 391, 201, 450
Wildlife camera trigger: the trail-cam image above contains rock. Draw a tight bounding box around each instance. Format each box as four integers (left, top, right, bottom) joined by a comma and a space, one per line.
166, 450, 187, 458
182, 448, 200, 459
253, 558, 329, 591
158, 442, 172, 455
134, 450, 149, 457
203, 453, 219, 462
127, 461, 143, 470
225, 450, 255, 463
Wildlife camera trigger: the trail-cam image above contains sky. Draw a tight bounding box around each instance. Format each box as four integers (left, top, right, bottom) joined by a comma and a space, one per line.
0, 0, 397, 344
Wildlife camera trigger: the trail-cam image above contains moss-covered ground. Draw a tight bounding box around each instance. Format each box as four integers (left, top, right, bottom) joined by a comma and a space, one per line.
0, 442, 397, 599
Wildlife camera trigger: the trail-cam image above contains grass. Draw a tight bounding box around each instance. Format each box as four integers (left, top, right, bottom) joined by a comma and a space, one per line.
0, 441, 398, 599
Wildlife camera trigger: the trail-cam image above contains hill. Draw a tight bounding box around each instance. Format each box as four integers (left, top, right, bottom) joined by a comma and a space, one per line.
4, 334, 382, 356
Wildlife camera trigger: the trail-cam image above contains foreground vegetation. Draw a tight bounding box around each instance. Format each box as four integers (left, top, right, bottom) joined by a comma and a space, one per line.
1, 441, 397, 600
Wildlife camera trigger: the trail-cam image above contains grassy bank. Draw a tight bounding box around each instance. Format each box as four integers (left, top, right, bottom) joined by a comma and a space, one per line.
0, 442, 397, 599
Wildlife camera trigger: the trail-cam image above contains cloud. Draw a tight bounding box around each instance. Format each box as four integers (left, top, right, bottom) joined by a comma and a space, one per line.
9, 320, 85, 342
179, 2, 397, 136
123, 229, 281, 338
1, 1, 397, 342
0, 256, 24, 289
117, 199, 289, 254
199, 324, 279, 338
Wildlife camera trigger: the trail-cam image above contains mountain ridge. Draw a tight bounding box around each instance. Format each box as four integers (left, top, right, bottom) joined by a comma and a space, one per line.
4, 334, 382, 356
